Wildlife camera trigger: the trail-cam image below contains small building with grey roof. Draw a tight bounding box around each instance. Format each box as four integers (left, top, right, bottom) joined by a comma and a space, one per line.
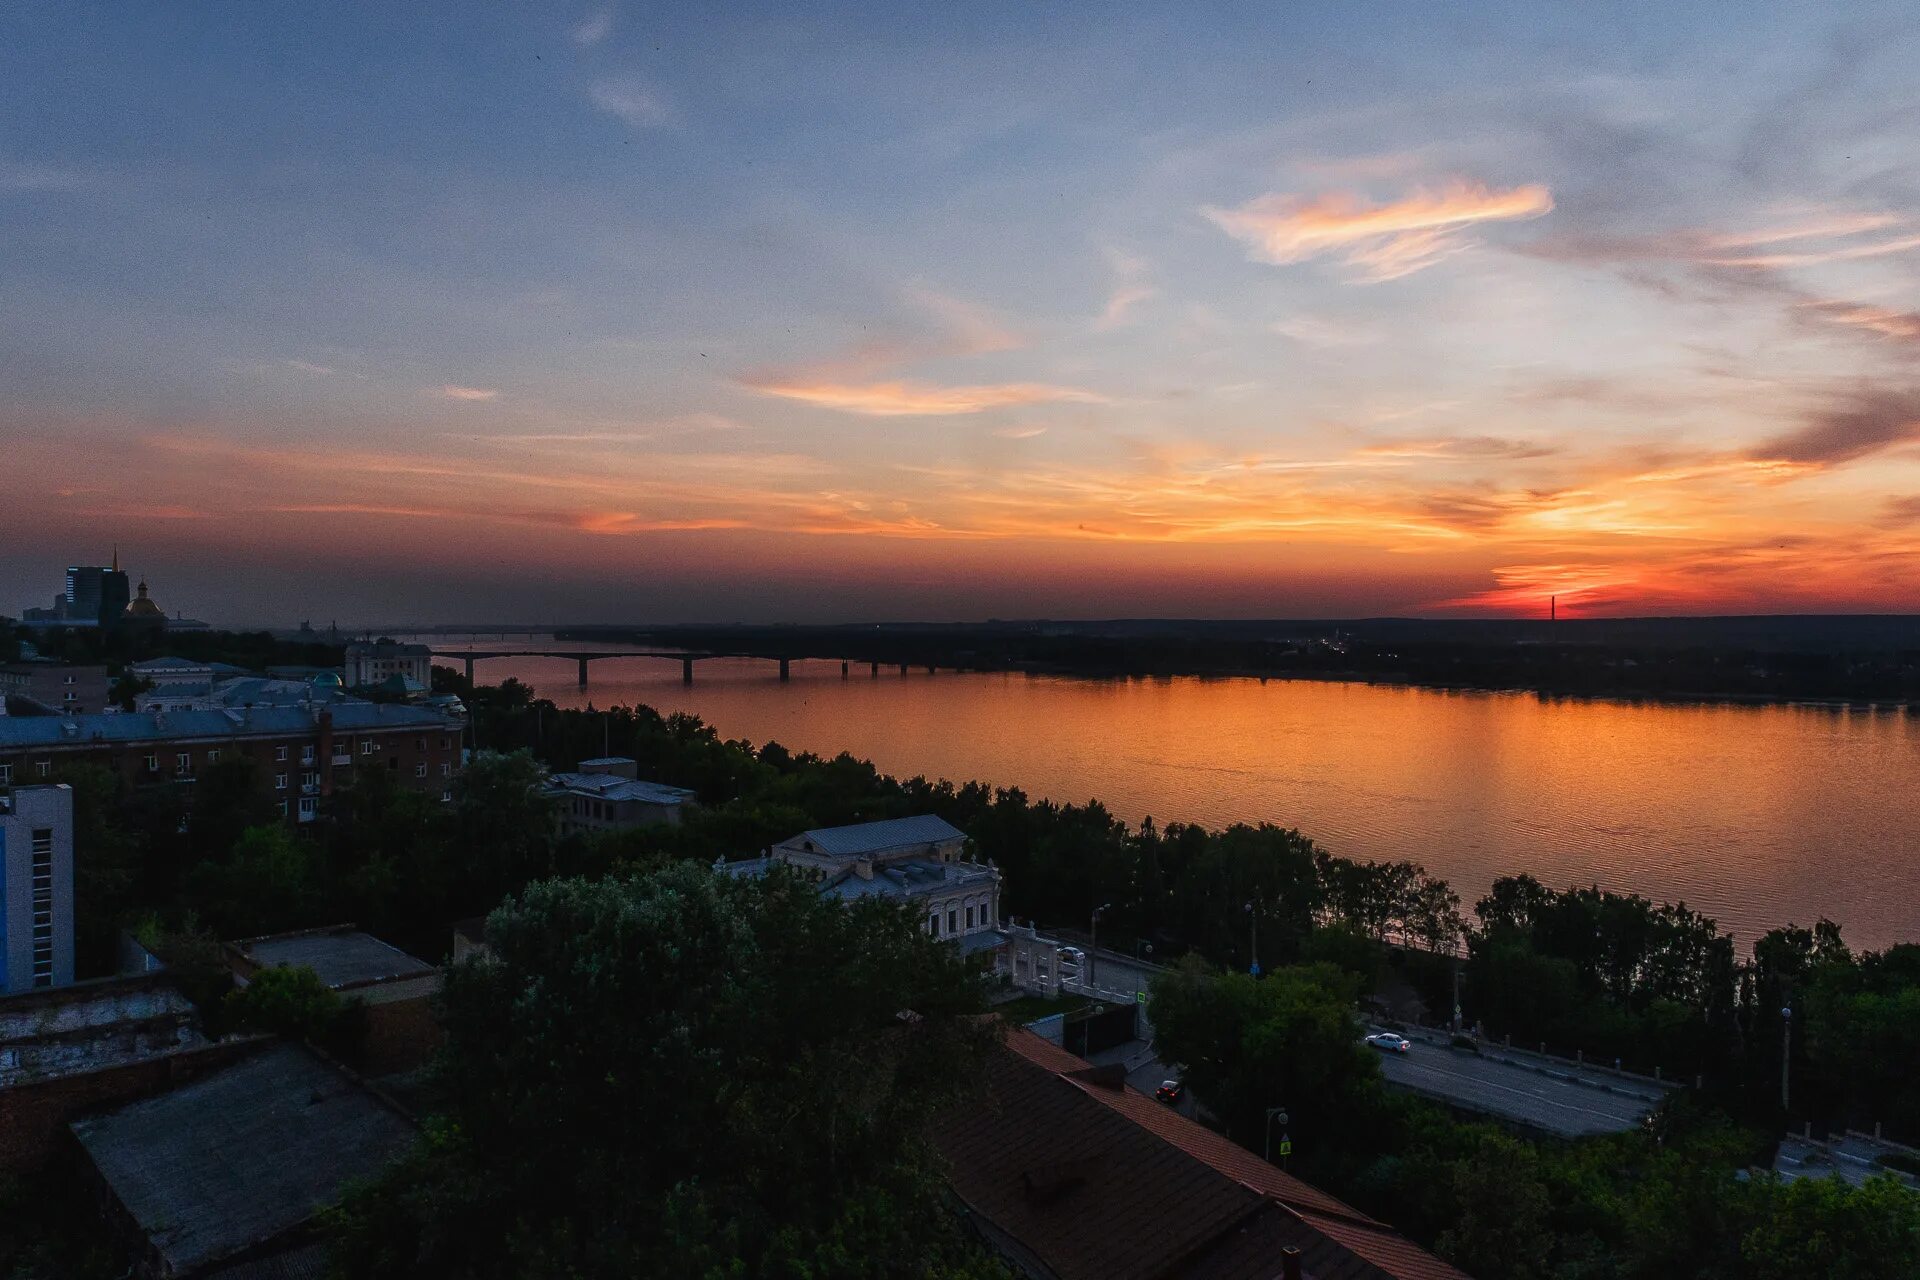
225, 927, 443, 1076
543, 756, 696, 835
70, 1041, 417, 1278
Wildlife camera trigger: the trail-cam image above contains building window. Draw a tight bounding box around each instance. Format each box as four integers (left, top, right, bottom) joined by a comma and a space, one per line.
30, 828, 54, 986
301, 745, 316, 765
440, 762, 450, 777
966, 905, 975, 929
441, 790, 452, 802
143, 753, 158, 772
278, 799, 289, 817
298, 796, 316, 817
274, 773, 288, 790
207, 749, 220, 764
0, 765, 11, 786
440, 736, 450, 749
360, 739, 374, 755
62, 675, 75, 685
302, 771, 318, 788
415, 763, 427, 778
35, 761, 50, 778
415, 737, 426, 751
948, 908, 958, 934
275, 745, 289, 762
175, 752, 192, 776
929, 912, 940, 937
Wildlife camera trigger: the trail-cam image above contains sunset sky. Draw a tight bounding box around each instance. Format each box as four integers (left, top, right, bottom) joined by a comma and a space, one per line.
4, 3, 1920, 625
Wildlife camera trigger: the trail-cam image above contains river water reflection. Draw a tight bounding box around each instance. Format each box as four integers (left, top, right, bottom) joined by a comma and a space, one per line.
420, 637, 1920, 949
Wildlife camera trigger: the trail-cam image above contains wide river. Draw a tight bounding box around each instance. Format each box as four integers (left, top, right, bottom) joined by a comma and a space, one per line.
417, 637, 1920, 950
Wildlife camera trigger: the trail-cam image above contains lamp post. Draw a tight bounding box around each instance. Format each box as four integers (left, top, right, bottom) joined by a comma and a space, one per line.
1264, 1107, 1290, 1164
1090, 903, 1110, 989
1781, 1006, 1792, 1114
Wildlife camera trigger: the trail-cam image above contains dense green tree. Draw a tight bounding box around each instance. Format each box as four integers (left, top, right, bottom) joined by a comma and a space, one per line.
223, 964, 344, 1042
328, 863, 1005, 1279
1149, 958, 1380, 1156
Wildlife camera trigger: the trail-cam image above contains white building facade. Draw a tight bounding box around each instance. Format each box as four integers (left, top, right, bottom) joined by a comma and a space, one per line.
1, 784, 75, 994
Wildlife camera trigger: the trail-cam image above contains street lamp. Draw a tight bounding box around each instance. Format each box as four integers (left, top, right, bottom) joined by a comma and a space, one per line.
1090, 903, 1111, 988
1244, 899, 1260, 977
1264, 1107, 1290, 1164
1781, 1006, 1792, 1113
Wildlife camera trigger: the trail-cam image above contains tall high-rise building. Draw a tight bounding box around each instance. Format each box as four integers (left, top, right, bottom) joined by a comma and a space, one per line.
65, 556, 131, 628
0, 784, 75, 994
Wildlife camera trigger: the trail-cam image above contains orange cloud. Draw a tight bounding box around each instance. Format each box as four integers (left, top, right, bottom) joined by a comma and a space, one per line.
742, 379, 1107, 416
1798, 300, 1920, 342
440, 385, 500, 401
1204, 180, 1553, 281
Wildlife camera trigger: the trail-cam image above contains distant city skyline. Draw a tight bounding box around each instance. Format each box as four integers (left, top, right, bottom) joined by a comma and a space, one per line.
5, 3, 1920, 624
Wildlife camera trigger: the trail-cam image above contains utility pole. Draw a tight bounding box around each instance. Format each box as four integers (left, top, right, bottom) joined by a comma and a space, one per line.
1781, 1006, 1792, 1113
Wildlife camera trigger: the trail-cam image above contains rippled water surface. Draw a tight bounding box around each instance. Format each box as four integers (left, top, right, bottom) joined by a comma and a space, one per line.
421, 638, 1920, 949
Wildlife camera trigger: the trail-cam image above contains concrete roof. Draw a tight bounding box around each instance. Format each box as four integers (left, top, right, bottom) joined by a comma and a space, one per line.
0, 703, 458, 748
70, 1043, 416, 1276
545, 772, 695, 805
819, 859, 997, 904
784, 814, 966, 857
0, 976, 206, 1087
230, 928, 435, 991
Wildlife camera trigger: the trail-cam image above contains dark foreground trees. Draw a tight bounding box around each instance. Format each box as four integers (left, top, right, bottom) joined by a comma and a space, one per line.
328, 862, 1008, 1279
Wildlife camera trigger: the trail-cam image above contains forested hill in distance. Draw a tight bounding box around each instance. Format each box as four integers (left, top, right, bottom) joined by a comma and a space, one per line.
557, 616, 1920, 703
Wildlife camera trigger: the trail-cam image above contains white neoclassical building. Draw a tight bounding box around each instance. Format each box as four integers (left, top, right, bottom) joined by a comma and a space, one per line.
719, 815, 1004, 953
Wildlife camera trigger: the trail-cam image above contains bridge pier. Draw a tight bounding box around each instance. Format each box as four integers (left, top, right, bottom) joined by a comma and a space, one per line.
463, 656, 475, 688
899, 663, 909, 676
841, 660, 849, 679
779, 657, 790, 682
926, 664, 935, 675
870, 661, 879, 677
577, 658, 590, 687
682, 658, 694, 685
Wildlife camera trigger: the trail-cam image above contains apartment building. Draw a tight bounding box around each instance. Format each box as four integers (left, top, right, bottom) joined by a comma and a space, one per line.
0, 705, 463, 825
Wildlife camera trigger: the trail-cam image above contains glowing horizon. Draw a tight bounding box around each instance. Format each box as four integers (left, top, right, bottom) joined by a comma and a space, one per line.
4, 4, 1919, 625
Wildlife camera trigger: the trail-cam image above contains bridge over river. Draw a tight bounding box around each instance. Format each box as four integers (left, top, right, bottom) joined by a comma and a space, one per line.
434, 648, 944, 687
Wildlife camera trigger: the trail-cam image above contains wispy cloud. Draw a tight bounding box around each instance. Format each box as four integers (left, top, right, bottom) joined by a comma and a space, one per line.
1749, 388, 1920, 466
0, 161, 91, 193
993, 425, 1049, 440
284, 359, 336, 376
440, 385, 500, 402
1797, 300, 1920, 343
743, 379, 1106, 416
588, 76, 670, 128
1203, 179, 1554, 281
571, 9, 614, 46
1272, 315, 1377, 348
1095, 248, 1156, 330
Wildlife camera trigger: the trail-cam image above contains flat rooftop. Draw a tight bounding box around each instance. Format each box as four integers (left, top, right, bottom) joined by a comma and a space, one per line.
71, 1042, 416, 1276
230, 927, 436, 991
0, 976, 205, 1087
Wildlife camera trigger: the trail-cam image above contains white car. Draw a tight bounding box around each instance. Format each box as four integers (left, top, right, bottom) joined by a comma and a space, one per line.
1365, 1032, 1412, 1054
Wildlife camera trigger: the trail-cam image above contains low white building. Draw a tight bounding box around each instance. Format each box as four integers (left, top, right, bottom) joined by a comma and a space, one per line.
721, 815, 1004, 953
345, 640, 432, 691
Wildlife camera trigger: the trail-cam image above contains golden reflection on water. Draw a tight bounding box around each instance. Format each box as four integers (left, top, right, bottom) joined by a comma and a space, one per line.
437, 644, 1920, 949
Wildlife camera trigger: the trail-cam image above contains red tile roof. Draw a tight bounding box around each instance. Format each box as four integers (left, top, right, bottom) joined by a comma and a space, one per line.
936, 1028, 1471, 1280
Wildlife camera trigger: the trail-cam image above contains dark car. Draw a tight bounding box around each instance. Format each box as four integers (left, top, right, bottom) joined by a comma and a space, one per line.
1155, 1079, 1185, 1104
